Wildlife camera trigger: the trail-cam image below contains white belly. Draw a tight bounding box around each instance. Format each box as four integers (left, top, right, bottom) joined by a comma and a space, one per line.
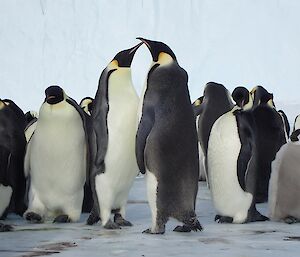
0, 184, 12, 216
96, 69, 139, 209
28, 102, 86, 211
208, 111, 252, 223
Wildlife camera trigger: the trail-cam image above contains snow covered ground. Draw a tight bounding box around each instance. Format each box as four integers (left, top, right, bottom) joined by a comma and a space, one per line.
1, 178, 299, 257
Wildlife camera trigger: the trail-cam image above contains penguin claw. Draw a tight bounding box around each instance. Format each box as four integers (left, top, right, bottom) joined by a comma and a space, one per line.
103, 220, 121, 230
142, 228, 165, 234
215, 215, 233, 223
25, 212, 43, 223
0, 223, 13, 232
53, 215, 71, 223
173, 225, 192, 232
114, 214, 133, 227
284, 216, 300, 224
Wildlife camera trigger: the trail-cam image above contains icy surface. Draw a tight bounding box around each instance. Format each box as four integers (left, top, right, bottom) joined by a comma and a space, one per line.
0, 178, 299, 257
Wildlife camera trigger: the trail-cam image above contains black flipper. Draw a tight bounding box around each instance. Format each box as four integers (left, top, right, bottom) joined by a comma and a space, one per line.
136, 102, 155, 174
135, 64, 158, 174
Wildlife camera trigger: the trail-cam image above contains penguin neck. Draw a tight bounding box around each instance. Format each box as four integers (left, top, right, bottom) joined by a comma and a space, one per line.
108, 68, 134, 97
0, 101, 5, 110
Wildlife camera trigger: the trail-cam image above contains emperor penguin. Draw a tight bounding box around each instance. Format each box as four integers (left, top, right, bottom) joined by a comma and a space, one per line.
207, 99, 268, 223
24, 86, 89, 223
192, 96, 206, 182
249, 86, 286, 202
269, 129, 300, 224
87, 44, 141, 229
0, 99, 27, 231
80, 97, 94, 116
136, 38, 202, 234
197, 82, 234, 185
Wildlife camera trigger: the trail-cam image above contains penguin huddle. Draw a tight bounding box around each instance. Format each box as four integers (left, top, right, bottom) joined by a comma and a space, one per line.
1, 38, 300, 234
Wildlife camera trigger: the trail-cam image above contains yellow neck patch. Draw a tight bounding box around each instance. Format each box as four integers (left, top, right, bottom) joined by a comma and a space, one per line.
0, 101, 5, 110
194, 99, 202, 106
158, 52, 173, 66
108, 60, 119, 70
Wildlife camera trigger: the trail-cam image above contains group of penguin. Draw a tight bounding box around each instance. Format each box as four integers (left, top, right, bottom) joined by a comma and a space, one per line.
0, 38, 299, 234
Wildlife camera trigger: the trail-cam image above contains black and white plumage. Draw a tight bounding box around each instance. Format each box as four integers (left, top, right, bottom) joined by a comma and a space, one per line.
24, 86, 89, 223
136, 38, 202, 234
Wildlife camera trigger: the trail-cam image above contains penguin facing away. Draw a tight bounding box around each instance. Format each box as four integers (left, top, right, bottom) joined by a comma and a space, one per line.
207, 104, 268, 223
232, 86, 253, 110
24, 86, 89, 223
136, 38, 202, 234
249, 89, 286, 203
0, 99, 27, 232
87, 44, 142, 229
269, 129, 300, 224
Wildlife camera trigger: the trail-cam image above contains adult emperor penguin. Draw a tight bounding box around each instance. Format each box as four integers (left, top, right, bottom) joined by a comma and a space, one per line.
192, 96, 206, 181
87, 44, 141, 229
197, 82, 234, 184
249, 88, 286, 202
207, 101, 268, 223
136, 38, 202, 234
24, 86, 89, 223
0, 99, 27, 231
269, 129, 300, 224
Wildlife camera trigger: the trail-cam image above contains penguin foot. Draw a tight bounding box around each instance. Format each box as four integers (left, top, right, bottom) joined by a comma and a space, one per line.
114, 214, 132, 227
0, 223, 13, 232
25, 212, 43, 223
215, 215, 233, 223
173, 225, 192, 232
86, 211, 100, 225
103, 220, 121, 230
284, 216, 300, 224
53, 215, 71, 223
184, 217, 203, 231
247, 210, 269, 222
142, 228, 165, 234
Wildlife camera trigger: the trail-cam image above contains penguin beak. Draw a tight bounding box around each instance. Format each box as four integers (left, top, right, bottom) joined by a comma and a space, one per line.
112, 42, 143, 68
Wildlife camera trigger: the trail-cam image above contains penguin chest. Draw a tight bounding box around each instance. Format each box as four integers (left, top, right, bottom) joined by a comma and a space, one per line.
30, 105, 86, 201
208, 112, 252, 217
105, 77, 139, 178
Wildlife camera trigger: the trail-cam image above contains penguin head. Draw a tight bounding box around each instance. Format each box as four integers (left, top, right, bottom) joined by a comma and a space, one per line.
45, 85, 65, 105
80, 97, 94, 115
250, 85, 275, 108
192, 96, 204, 116
107, 43, 143, 71
232, 86, 253, 109
137, 37, 177, 65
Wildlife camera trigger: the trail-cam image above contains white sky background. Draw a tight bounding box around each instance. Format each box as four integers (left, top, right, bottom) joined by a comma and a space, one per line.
1, 0, 300, 121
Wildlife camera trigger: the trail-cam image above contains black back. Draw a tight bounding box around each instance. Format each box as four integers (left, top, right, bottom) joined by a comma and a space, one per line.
136, 60, 199, 216
0, 100, 27, 218
197, 82, 234, 156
